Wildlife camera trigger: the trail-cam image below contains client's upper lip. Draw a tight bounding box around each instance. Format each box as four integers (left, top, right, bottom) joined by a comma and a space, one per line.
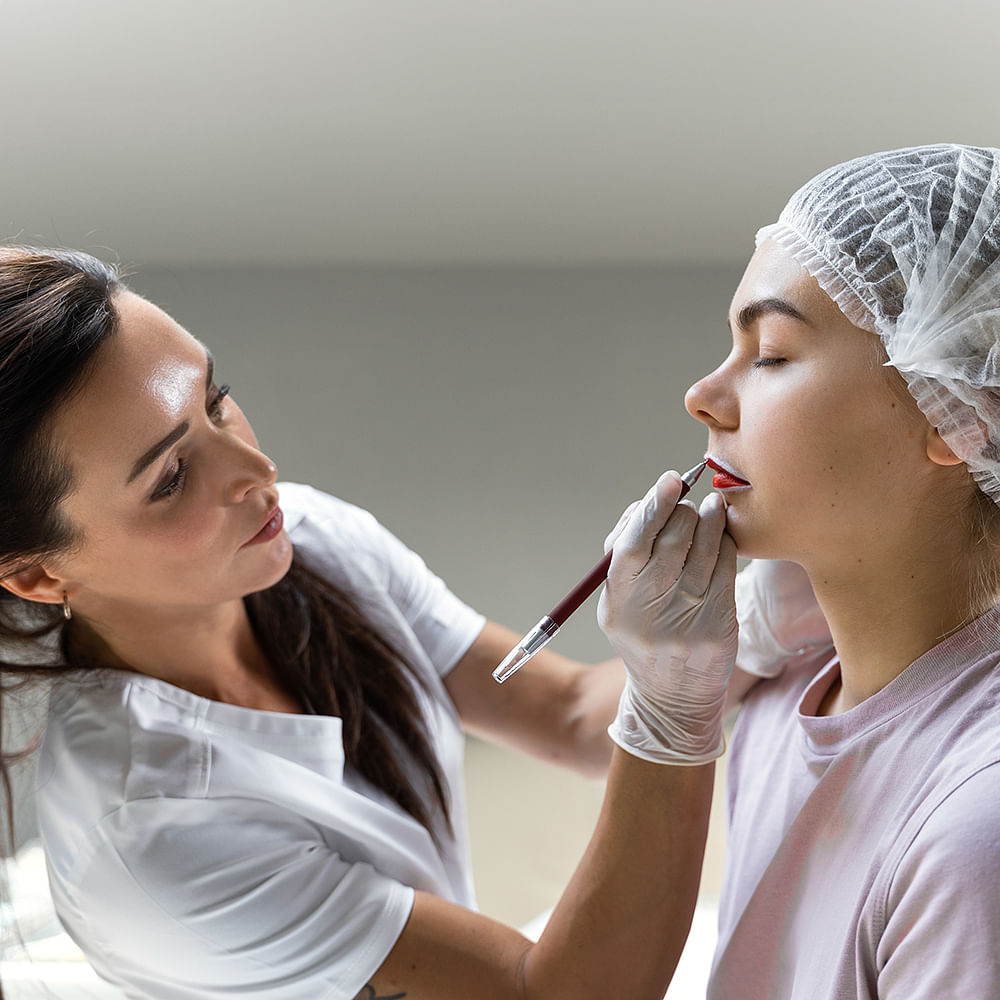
705, 455, 751, 485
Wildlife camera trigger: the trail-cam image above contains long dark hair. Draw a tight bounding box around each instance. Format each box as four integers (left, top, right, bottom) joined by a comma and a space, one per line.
0, 248, 451, 941
244, 554, 452, 836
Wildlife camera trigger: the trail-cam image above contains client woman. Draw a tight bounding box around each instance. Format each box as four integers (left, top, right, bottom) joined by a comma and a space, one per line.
693, 143, 1000, 998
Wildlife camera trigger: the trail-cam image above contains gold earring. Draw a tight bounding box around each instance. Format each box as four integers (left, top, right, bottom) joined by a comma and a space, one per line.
62, 592, 72, 621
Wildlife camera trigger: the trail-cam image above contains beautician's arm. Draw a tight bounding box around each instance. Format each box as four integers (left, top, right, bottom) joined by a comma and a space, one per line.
444, 622, 624, 778
447, 557, 827, 775
357, 749, 713, 1000
445, 622, 768, 778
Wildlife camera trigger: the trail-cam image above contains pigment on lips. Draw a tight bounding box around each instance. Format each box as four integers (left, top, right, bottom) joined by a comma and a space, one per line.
706, 458, 750, 488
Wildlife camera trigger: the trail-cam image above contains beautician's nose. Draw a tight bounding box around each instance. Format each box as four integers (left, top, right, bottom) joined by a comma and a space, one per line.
684, 358, 739, 430
223, 436, 278, 503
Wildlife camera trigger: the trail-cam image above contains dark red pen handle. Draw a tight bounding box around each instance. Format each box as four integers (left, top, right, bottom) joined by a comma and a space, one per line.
545, 474, 696, 626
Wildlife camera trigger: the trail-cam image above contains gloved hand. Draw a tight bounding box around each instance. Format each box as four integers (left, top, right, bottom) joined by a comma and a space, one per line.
735, 559, 832, 678
597, 471, 738, 766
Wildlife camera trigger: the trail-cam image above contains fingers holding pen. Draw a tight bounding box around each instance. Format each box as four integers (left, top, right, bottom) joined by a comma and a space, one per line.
600, 473, 738, 765
605, 470, 695, 583
666, 492, 729, 600
599, 471, 695, 641
599, 476, 736, 638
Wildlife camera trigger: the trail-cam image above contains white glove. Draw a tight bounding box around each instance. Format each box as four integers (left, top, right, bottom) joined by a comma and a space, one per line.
735, 560, 832, 678
598, 472, 738, 766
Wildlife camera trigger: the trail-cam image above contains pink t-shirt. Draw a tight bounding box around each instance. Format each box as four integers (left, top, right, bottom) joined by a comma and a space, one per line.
711, 607, 1000, 999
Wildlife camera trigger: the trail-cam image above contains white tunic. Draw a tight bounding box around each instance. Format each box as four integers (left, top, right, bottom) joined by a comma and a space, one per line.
35, 483, 486, 999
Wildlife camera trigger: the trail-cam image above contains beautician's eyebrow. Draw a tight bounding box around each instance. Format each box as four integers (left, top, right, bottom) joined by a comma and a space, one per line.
730, 297, 813, 332
127, 349, 215, 484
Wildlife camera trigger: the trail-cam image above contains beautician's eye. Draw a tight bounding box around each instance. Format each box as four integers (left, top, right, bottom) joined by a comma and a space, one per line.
208, 384, 231, 422
752, 357, 786, 369
149, 384, 232, 503
151, 459, 188, 502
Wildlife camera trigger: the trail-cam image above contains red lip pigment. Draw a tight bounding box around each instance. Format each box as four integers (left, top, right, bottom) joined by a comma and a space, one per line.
706, 458, 751, 490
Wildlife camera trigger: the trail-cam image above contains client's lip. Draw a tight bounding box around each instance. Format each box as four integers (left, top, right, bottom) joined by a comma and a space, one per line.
705, 455, 751, 489
242, 505, 284, 547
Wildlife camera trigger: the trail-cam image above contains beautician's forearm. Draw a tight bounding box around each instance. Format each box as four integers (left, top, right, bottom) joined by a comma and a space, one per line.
364, 748, 713, 1000
446, 621, 624, 777
559, 656, 626, 775
522, 748, 713, 996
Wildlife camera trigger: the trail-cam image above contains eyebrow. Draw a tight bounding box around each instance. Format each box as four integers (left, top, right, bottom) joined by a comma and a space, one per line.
730, 297, 813, 332
127, 349, 215, 484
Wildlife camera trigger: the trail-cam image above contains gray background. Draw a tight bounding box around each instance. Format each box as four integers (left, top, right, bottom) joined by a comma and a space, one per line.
128, 262, 734, 653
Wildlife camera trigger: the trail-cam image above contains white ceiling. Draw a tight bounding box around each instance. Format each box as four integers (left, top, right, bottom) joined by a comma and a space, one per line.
4, 0, 999, 266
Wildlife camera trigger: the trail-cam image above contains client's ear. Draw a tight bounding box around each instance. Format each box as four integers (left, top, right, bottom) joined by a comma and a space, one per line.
926, 427, 964, 467
0, 564, 68, 608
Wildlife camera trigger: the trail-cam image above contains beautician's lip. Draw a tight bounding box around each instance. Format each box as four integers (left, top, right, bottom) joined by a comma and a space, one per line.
705, 455, 752, 488
242, 505, 284, 547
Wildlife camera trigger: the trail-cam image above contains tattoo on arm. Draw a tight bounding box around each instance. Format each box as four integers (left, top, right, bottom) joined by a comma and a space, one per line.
356, 986, 406, 1000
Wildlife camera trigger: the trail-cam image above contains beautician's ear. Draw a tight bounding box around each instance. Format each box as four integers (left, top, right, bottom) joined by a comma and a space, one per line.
926, 427, 965, 467
0, 564, 69, 607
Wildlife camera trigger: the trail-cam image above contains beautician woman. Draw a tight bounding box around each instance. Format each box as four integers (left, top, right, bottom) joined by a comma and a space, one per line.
0, 246, 752, 1000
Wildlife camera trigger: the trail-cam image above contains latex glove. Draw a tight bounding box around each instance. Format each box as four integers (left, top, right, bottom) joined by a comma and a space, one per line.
735, 560, 832, 678
597, 472, 738, 766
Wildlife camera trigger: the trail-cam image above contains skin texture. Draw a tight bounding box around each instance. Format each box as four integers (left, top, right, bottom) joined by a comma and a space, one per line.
685, 239, 976, 713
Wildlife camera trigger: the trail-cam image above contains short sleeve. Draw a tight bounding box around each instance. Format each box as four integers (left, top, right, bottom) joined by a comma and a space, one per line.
875, 764, 1000, 998
279, 483, 486, 676
64, 797, 415, 1000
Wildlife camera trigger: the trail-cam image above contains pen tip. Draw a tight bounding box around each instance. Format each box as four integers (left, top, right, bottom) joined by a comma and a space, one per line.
492, 646, 530, 684
682, 459, 709, 486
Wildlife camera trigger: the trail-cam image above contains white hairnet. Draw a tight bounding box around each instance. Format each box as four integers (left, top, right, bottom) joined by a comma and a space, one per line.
756, 143, 1000, 504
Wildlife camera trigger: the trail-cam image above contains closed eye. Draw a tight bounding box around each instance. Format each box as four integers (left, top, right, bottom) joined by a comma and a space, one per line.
208, 384, 231, 422
752, 357, 786, 369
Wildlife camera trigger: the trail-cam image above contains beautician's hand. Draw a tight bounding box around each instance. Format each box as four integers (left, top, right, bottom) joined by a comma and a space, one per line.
735, 559, 832, 678
598, 472, 738, 765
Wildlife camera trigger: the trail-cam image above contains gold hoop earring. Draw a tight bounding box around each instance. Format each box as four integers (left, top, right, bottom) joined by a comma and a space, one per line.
62, 592, 72, 621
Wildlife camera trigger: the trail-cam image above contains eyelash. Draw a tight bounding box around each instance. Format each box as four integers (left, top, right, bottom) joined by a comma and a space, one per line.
209, 384, 231, 421
751, 357, 786, 369
151, 384, 232, 502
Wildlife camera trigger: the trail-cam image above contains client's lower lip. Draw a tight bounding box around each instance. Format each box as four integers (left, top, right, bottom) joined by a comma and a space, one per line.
705, 458, 751, 490
243, 507, 284, 547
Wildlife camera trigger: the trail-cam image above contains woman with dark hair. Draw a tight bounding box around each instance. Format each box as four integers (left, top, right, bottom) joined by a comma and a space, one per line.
0, 246, 742, 999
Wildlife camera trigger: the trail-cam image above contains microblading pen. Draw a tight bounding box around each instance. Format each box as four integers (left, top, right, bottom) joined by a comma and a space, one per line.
493, 459, 709, 683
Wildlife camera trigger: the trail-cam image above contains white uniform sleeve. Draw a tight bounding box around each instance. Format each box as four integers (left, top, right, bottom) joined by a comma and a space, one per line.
354, 508, 485, 676
281, 483, 486, 677
69, 797, 414, 1000
876, 764, 1000, 997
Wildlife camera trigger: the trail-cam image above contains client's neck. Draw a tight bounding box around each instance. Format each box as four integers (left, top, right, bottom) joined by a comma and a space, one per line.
806, 529, 990, 715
